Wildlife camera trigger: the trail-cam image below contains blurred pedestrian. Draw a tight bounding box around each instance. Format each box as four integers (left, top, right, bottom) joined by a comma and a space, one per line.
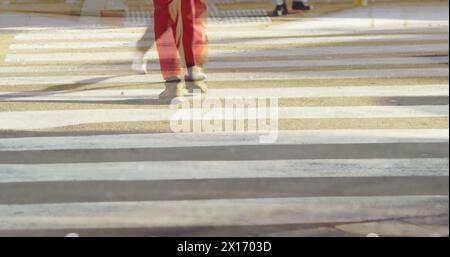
132, 27, 153, 74
273, 0, 312, 16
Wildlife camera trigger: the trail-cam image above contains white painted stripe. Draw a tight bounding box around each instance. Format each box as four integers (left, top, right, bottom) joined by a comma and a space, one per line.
207, 57, 450, 69
1, 57, 447, 74
6, 51, 136, 63
5, 52, 133, 63
12, 32, 448, 43
0, 64, 133, 74
1, 130, 448, 151
0, 106, 447, 130
13, 27, 449, 39
13, 31, 263, 41
1, 85, 447, 102
11, 41, 141, 50
5, 44, 449, 63
0, 159, 447, 183
10, 34, 449, 50
0, 69, 448, 86
15, 27, 449, 40
0, 196, 446, 230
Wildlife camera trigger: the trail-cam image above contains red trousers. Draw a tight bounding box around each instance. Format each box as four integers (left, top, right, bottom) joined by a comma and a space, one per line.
153, 0, 208, 80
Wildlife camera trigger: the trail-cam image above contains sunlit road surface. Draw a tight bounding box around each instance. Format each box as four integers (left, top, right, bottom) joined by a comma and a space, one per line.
0, 1, 448, 237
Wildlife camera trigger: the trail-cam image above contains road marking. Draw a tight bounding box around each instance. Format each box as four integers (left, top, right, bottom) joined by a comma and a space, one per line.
1, 57, 447, 74
1, 129, 448, 151
12, 32, 448, 43
0, 106, 447, 130
5, 44, 449, 62
12, 27, 449, 39
0, 69, 448, 86
0, 196, 446, 230
8, 35, 449, 51
1, 85, 448, 101
0, 159, 447, 183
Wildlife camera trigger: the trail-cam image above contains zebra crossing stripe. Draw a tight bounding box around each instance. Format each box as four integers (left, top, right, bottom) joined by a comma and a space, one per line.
12, 29, 449, 45
9, 33, 449, 48
0, 196, 447, 230
13, 27, 448, 35
0, 106, 448, 130
1, 129, 447, 151
0, 159, 448, 183
2, 57, 447, 74
0, 69, 448, 86
6, 44, 448, 62
1, 85, 447, 101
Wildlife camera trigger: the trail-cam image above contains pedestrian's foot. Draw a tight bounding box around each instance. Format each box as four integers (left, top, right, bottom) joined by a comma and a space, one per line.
186, 80, 208, 94
272, 3, 289, 16
159, 79, 185, 100
292, 1, 312, 11
132, 52, 148, 74
185, 66, 207, 82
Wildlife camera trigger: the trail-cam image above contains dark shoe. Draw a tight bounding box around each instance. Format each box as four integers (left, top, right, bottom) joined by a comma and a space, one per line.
185, 66, 207, 82
272, 3, 288, 16
281, 3, 289, 14
292, 1, 312, 11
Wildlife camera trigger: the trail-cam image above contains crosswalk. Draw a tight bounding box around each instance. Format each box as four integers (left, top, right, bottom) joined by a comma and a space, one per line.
0, 3, 449, 236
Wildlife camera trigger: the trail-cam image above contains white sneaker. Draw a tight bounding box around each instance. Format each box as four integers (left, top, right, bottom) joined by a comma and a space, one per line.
185, 66, 207, 81
132, 54, 148, 74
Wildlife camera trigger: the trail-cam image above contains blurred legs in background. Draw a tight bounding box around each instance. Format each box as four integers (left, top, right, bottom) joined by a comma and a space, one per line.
133, 27, 154, 74
273, 0, 288, 16
292, 0, 312, 11
272, 0, 312, 16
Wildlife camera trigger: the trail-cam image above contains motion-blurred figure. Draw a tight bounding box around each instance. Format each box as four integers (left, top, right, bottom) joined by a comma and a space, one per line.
273, 0, 312, 16
133, 27, 153, 74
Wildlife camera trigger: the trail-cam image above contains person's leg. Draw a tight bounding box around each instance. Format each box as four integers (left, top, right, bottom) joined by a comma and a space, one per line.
154, 0, 185, 99
292, 0, 312, 11
154, 0, 183, 81
136, 27, 154, 54
184, 0, 208, 68
272, 0, 288, 16
182, 0, 208, 85
132, 27, 154, 74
